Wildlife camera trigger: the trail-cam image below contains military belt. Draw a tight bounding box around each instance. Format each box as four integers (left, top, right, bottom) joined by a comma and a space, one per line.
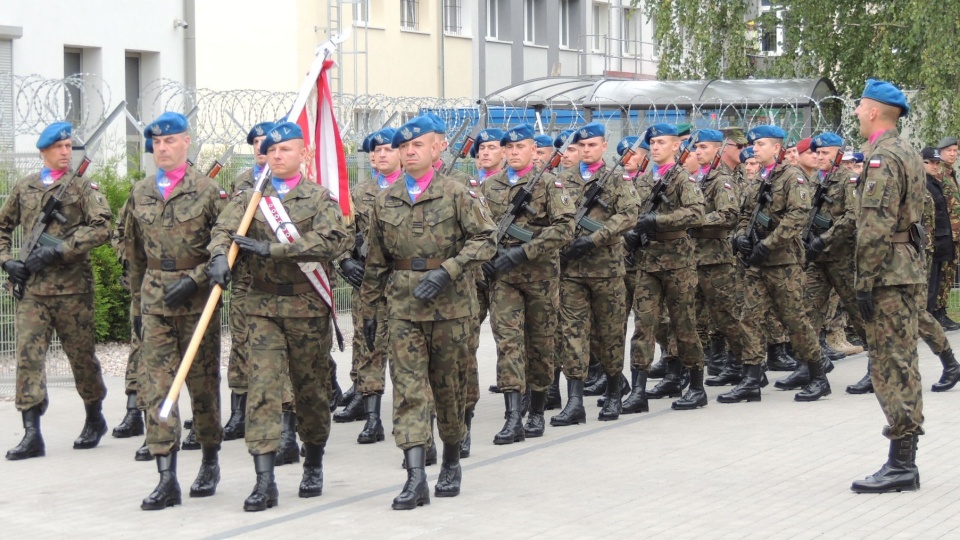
393, 258, 444, 271
251, 279, 313, 296
891, 231, 910, 243
147, 256, 206, 271
689, 229, 729, 239
652, 230, 689, 241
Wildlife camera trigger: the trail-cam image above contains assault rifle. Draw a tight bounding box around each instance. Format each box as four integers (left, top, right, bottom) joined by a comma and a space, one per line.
439, 117, 473, 175
801, 148, 844, 247
629, 173, 670, 251
702, 139, 730, 180
737, 147, 785, 267
570, 136, 644, 237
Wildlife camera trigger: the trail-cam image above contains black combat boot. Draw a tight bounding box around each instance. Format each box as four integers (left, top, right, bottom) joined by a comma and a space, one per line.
820, 331, 845, 362
393, 446, 430, 510
135, 439, 152, 461
583, 372, 607, 396
549, 379, 586, 426
774, 360, 810, 390
189, 445, 220, 497
520, 387, 531, 418
705, 335, 726, 376
851, 436, 920, 493
767, 343, 798, 371
181, 418, 200, 450
141, 452, 181, 510
333, 392, 364, 423
705, 354, 743, 386
488, 384, 502, 393
329, 372, 343, 412
434, 443, 462, 498
648, 353, 669, 378
426, 415, 438, 466
222, 392, 246, 441
299, 443, 324, 498
357, 394, 385, 444
647, 359, 683, 399
598, 374, 623, 421
672, 367, 708, 410
340, 383, 356, 408
276, 410, 300, 466
621, 368, 649, 414
493, 392, 525, 444
795, 359, 831, 401
244, 453, 279, 511
597, 373, 630, 407
717, 364, 762, 403
460, 407, 474, 457
74, 401, 108, 450
932, 349, 960, 392
113, 393, 144, 438
545, 368, 562, 410
935, 308, 960, 331
846, 366, 874, 394
5, 407, 45, 460
523, 392, 546, 438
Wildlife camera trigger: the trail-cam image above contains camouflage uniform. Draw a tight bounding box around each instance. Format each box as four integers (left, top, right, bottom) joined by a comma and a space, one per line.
0, 172, 111, 414
855, 129, 925, 440
210, 180, 351, 454
114, 198, 142, 402
936, 171, 960, 311
920, 181, 952, 354
126, 168, 226, 455
481, 168, 574, 392
360, 176, 495, 450
226, 168, 255, 395
454, 170, 485, 410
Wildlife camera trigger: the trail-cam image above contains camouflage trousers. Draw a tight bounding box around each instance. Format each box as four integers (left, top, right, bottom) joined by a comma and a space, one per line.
349, 293, 387, 395
388, 317, 469, 450
142, 313, 222, 456
125, 305, 142, 397
630, 266, 703, 370
825, 293, 846, 333
625, 268, 677, 363
490, 278, 558, 393
15, 292, 106, 414
696, 263, 745, 357
737, 265, 790, 345
867, 284, 925, 440
804, 259, 867, 343
936, 247, 958, 311
464, 283, 486, 410
919, 263, 949, 355
227, 269, 251, 393
740, 264, 820, 366
559, 275, 627, 379
245, 314, 332, 455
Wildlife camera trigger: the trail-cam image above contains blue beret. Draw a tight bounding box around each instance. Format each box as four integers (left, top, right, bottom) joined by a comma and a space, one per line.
810, 132, 843, 150
639, 138, 650, 151
37, 122, 73, 150
259, 122, 303, 154
643, 123, 679, 145
739, 147, 755, 163
359, 134, 374, 153
534, 134, 554, 148
369, 128, 397, 150
424, 112, 446, 134
554, 129, 575, 149
861, 78, 909, 117
747, 125, 787, 143
246, 122, 276, 145
690, 129, 723, 145
470, 128, 503, 158
500, 124, 535, 145
391, 117, 435, 148
680, 139, 693, 153
617, 136, 639, 157
571, 122, 606, 143
145, 138, 153, 154
145, 112, 189, 140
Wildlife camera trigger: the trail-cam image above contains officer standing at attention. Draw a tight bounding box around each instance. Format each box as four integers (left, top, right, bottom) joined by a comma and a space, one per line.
125, 112, 226, 509
360, 116, 495, 510
850, 79, 925, 493
932, 136, 960, 331
1, 122, 112, 460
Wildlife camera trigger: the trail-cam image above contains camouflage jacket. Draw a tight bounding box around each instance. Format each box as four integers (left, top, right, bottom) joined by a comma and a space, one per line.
809, 169, 859, 262
125, 168, 227, 315
633, 163, 704, 272
693, 163, 738, 267
0, 172, 112, 295
230, 168, 256, 194
561, 163, 640, 278
737, 163, 810, 266
360, 176, 496, 321
938, 168, 960, 239
854, 129, 925, 291
481, 167, 575, 283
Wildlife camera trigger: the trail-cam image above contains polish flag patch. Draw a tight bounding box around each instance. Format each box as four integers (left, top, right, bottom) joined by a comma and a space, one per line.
219, 190, 228, 199
869, 157, 882, 168
555, 181, 564, 188
723, 182, 732, 190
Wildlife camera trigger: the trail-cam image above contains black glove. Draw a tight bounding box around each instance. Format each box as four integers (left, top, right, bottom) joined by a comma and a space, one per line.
734, 235, 753, 258
805, 236, 825, 261
857, 290, 875, 322
339, 258, 365, 289
634, 213, 657, 234
2, 259, 30, 283
232, 234, 271, 258
413, 268, 451, 302
133, 316, 143, 340
208, 254, 231, 288
362, 318, 377, 351
481, 261, 496, 282
624, 229, 641, 251
24, 245, 63, 274
625, 252, 635, 267
565, 236, 596, 260
163, 276, 199, 308
747, 241, 770, 267
493, 246, 528, 274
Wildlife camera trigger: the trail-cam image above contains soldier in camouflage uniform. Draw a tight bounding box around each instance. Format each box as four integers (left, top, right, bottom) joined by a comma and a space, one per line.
480, 124, 574, 443
850, 80, 925, 493
210, 122, 352, 511
933, 137, 960, 330
360, 116, 495, 509
721, 125, 830, 404
622, 124, 705, 413
1, 122, 112, 461
552, 122, 639, 425
125, 112, 226, 509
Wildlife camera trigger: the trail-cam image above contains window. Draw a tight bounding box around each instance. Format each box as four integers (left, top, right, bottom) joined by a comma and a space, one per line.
559, 0, 571, 48
354, 0, 369, 25
592, 3, 608, 52
757, 4, 784, 55
124, 54, 141, 171
621, 7, 641, 56
444, 0, 462, 35
401, 0, 419, 31
524, 0, 536, 43
63, 48, 83, 125
486, 0, 499, 39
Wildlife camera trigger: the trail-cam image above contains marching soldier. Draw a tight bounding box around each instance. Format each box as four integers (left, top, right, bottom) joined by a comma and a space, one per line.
209, 122, 352, 510
534, 134, 555, 167
360, 116, 495, 509
1, 122, 112, 460
933, 136, 960, 330
481, 124, 574, 442
126, 112, 225, 509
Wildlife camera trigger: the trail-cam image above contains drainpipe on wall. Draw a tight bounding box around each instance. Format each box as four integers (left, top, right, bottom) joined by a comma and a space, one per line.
438, 0, 445, 99
183, 0, 197, 108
